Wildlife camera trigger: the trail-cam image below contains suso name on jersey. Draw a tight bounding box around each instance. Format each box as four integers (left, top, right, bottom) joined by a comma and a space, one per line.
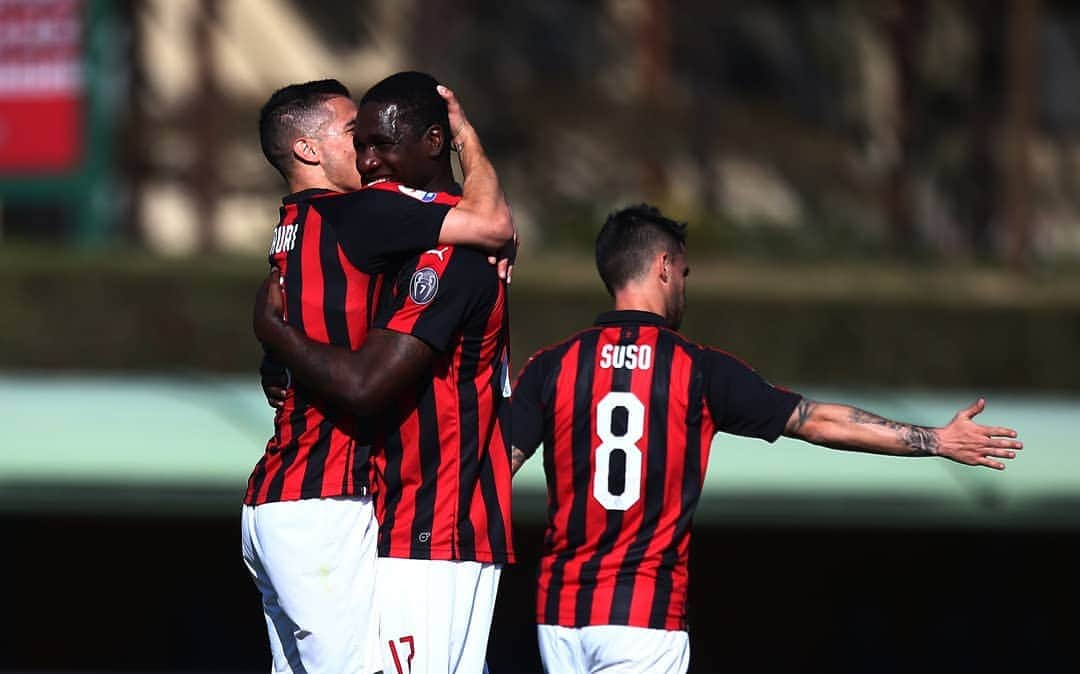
268, 223, 299, 256
598, 344, 652, 370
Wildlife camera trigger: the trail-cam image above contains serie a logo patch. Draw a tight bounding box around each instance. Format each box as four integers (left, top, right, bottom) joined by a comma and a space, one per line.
398, 185, 438, 202
409, 267, 439, 304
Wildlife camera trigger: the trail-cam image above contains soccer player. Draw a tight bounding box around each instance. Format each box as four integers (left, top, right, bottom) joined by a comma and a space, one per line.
253, 73, 514, 674
510, 204, 1023, 674
242, 75, 513, 674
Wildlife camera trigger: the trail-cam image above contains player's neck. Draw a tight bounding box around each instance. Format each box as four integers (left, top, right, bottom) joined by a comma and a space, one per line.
613, 286, 667, 320
287, 174, 346, 195
423, 170, 457, 193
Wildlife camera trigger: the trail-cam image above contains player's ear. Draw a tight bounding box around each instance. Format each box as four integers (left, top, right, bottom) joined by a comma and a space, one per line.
292, 137, 319, 166
425, 124, 445, 158
658, 252, 672, 284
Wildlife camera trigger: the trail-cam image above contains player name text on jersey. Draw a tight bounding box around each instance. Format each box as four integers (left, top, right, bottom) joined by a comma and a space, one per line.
268, 223, 299, 256
597, 343, 652, 370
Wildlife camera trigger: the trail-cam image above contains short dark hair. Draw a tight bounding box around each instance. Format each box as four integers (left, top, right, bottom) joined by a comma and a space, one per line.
595, 204, 688, 296
259, 79, 351, 179
360, 71, 449, 152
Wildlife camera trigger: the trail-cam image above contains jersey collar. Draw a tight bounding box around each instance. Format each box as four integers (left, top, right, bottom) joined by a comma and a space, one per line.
594, 310, 667, 326
282, 188, 337, 204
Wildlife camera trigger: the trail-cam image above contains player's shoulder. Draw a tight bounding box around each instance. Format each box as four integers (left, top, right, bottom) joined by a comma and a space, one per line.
697, 342, 761, 376
408, 244, 482, 266
364, 181, 461, 206
412, 245, 494, 279
522, 326, 604, 371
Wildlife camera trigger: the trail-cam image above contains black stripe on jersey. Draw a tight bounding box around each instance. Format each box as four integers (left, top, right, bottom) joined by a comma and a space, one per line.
538, 344, 569, 549
284, 202, 308, 335
264, 404, 308, 501
476, 421, 509, 558
320, 216, 350, 348
246, 449, 269, 500
411, 382, 442, 559
299, 417, 333, 498
544, 330, 600, 625
574, 325, 638, 626
341, 431, 354, 494
651, 341, 707, 628
456, 333, 482, 557
351, 441, 371, 493
480, 307, 515, 557
609, 329, 674, 626
378, 427, 405, 556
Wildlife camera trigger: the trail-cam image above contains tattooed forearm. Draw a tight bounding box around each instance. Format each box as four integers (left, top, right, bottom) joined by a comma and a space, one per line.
789, 398, 817, 433
904, 426, 939, 456
850, 407, 939, 456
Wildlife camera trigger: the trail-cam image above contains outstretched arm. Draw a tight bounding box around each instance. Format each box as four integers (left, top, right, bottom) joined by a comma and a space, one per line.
435, 84, 516, 259
783, 397, 1022, 470
253, 269, 433, 415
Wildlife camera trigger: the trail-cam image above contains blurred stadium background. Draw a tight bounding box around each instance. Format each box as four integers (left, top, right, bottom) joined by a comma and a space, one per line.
1, 1, 1078, 672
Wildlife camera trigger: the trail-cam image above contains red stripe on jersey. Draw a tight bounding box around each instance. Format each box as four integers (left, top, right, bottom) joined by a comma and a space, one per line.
321, 425, 350, 496
554, 331, 615, 624
536, 339, 582, 618
480, 414, 512, 544
384, 403, 422, 558
590, 327, 661, 627
249, 200, 300, 505
629, 340, 694, 629
278, 407, 323, 500
375, 247, 513, 564
432, 335, 465, 556
469, 284, 510, 546
248, 191, 416, 506
532, 324, 733, 630
340, 245, 369, 349
299, 212, 329, 343
248, 392, 299, 504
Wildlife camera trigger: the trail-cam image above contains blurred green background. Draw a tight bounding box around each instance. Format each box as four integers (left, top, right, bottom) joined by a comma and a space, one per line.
1, 1, 1077, 672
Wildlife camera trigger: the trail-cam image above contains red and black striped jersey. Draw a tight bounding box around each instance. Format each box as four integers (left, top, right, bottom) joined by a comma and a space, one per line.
370, 245, 515, 565
512, 310, 801, 630
244, 182, 461, 506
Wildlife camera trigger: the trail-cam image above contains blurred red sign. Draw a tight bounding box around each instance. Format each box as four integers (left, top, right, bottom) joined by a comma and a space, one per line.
0, 0, 83, 173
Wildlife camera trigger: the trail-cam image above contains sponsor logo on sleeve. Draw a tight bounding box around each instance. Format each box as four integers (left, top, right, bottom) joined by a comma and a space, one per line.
398, 185, 438, 202
409, 267, 439, 304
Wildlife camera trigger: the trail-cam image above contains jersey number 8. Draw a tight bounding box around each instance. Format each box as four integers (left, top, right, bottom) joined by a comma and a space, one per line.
593, 391, 644, 510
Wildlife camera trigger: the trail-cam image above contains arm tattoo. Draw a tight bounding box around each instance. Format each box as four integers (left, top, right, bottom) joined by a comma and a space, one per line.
789, 398, 817, 433
849, 407, 939, 456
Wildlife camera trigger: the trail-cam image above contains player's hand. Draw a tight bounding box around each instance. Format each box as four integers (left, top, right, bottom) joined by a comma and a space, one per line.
259, 356, 289, 409
488, 227, 518, 284
436, 83, 473, 150
253, 268, 288, 346
936, 398, 1022, 470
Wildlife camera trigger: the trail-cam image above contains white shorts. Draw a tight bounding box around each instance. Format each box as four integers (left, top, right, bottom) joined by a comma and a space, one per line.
376, 557, 501, 674
537, 624, 689, 674
241, 496, 380, 674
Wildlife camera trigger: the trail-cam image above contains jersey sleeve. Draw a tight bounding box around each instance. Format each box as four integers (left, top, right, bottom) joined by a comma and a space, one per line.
702, 349, 802, 442
374, 246, 497, 353
511, 353, 549, 458
312, 189, 449, 273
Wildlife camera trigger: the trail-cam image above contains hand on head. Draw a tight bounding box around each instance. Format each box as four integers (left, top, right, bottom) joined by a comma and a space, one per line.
436, 84, 471, 150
